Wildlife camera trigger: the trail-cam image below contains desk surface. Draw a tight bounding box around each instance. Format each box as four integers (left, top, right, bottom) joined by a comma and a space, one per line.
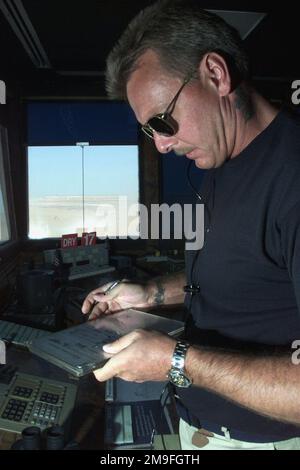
0, 300, 186, 451
0, 345, 106, 450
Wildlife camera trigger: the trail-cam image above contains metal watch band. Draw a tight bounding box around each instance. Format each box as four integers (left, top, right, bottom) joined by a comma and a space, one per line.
171, 340, 190, 370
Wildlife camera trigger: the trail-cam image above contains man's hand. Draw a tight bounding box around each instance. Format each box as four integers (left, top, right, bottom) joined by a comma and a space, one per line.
93, 329, 176, 382
81, 281, 150, 320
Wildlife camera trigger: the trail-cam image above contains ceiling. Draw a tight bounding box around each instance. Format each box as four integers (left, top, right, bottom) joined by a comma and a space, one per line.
0, 0, 299, 100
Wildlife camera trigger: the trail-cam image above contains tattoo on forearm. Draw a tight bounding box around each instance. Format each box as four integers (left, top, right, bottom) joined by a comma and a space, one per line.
154, 280, 165, 305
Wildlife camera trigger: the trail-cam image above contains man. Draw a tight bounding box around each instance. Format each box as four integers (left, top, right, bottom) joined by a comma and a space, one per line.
82, 0, 300, 449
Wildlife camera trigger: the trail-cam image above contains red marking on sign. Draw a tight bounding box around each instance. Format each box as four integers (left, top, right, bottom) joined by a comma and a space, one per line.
61, 234, 78, 249
81, 232, 97, 246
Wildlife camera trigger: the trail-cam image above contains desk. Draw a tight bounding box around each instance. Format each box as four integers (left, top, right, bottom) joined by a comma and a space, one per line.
0, 346, 106, 450
0, 299, 186, 451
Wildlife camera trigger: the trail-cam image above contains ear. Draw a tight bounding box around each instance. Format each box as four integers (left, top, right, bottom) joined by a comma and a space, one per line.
198, 52, 232, 97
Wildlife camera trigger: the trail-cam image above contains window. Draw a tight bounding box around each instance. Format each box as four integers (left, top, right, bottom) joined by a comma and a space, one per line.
0, 126, 11, 243
28, 145, 140, 239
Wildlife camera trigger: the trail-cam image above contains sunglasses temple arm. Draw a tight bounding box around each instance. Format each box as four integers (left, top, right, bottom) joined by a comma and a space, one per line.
165, 76, 191, 115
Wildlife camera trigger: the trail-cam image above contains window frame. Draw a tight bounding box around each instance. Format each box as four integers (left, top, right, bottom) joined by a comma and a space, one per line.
0, 125, 17, 248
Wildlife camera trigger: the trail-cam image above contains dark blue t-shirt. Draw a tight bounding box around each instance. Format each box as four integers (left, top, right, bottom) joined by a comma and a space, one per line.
180, 108, 300, 440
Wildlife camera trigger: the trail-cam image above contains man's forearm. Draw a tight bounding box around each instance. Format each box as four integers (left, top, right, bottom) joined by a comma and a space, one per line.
146, 271, 186, 306
186, 346, 300, 425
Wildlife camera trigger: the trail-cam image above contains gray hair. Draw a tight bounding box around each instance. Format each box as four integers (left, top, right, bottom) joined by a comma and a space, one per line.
105, 0, 250, 100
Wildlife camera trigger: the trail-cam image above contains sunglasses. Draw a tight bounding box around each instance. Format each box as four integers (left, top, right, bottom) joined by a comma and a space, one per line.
141, 74, 193, 139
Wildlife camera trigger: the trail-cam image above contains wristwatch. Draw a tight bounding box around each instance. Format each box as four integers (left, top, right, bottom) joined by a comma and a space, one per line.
167, 340, 192, 388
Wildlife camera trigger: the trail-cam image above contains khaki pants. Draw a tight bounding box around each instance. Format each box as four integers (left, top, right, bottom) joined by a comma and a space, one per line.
179, 418, 300, 450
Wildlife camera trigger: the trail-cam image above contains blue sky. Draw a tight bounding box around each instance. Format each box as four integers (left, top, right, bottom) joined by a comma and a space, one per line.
28, 145, 139, 200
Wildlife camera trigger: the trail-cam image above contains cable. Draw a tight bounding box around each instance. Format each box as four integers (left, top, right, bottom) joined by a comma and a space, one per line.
183, 163, 216, 324
182, 161, 203, 323
186, 160, 202, 202
149, 382, 171, 450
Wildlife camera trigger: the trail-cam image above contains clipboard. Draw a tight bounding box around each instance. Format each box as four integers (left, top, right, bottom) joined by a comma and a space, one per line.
29, 309, 184, 377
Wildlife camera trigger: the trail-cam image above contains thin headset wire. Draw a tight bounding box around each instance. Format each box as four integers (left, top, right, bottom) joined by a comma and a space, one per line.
186, 159, 216, 243
149, 383, 172, 450
184, 161, 216, 322
186, 160, 203, 298
159, 383, 172, 450
150, 162, 217, 447
186, 160, 202, 202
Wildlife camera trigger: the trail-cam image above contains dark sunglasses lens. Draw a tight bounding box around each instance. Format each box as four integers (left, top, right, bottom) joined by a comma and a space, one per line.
147, 116, 175, 136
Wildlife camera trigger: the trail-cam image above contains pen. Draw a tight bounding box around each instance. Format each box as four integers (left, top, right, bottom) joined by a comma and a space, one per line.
88, 280, 122, 320
104, 280, 122, 295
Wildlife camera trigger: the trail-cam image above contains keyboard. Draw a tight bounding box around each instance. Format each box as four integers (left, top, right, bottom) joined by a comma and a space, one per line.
0, 371, 77, 433
105, 400, 173, 449
0, 320, 51, 348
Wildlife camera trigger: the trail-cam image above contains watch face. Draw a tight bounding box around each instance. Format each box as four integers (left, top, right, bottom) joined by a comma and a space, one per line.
168, 369, 192, 388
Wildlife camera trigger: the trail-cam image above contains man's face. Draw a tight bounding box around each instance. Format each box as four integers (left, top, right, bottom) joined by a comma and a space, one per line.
126, 50, 230, 169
